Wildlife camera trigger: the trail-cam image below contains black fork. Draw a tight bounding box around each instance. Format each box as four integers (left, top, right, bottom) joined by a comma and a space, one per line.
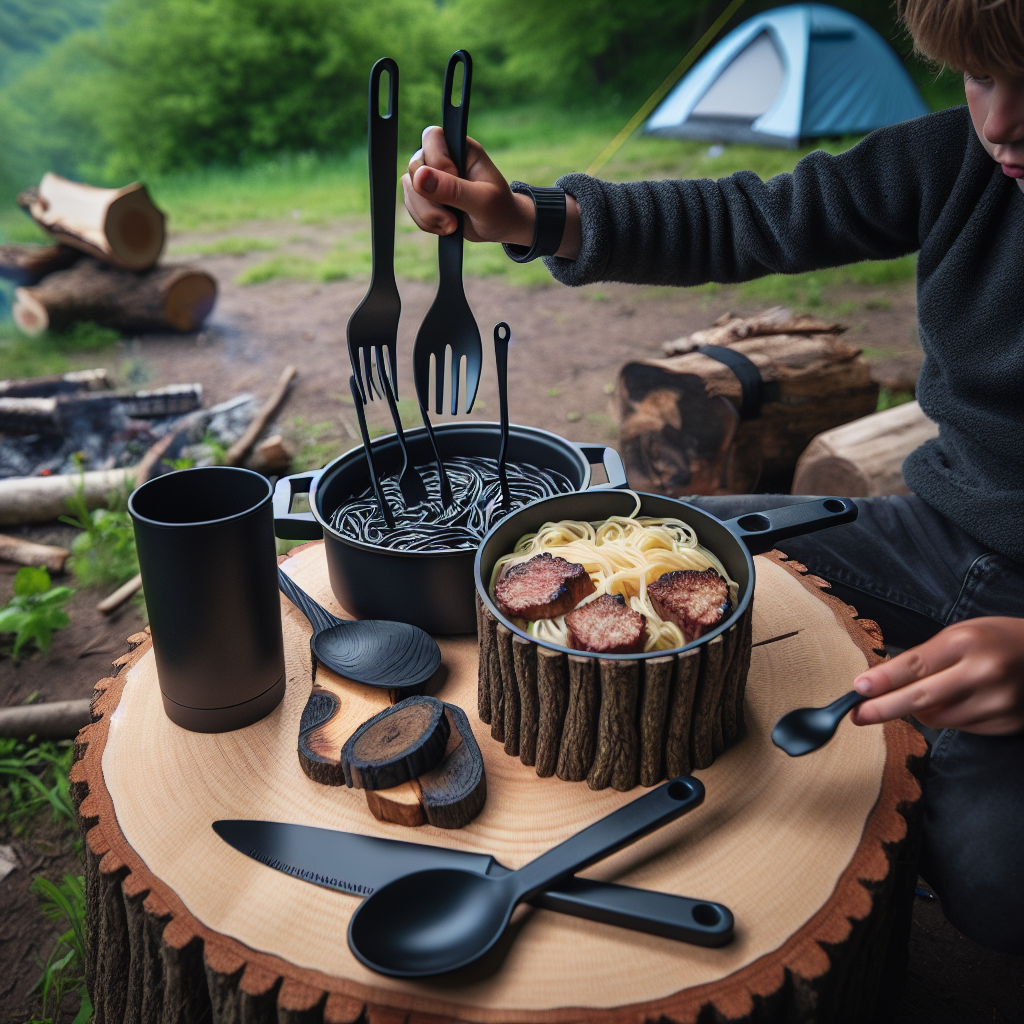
411, 50, 482, 417
348, 57, 401, 404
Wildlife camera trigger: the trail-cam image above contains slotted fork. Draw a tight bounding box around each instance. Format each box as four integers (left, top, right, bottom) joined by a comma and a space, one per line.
412, 50, 482, 416
348, 57, 401, 404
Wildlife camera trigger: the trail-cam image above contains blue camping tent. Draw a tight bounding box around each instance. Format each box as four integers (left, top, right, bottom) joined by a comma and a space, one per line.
646, 3, 929, 147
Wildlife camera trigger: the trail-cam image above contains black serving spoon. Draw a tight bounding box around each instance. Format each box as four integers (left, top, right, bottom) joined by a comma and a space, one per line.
771, 690, 867, 757
348, 776, 705, 978
493, 322, 512, 508
278, 568, 440, 691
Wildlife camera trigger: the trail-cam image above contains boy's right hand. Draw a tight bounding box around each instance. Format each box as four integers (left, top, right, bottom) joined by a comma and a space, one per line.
402, 126, 535, 246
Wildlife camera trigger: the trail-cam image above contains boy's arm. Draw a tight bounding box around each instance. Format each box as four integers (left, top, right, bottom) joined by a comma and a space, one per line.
549, 109, 968, 287
404, 109, 971, 288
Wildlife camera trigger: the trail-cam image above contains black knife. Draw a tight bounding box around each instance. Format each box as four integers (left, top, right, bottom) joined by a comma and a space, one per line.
213, 819, 733, 947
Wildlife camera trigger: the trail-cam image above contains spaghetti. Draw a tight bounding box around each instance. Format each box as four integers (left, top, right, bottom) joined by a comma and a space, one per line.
490, 499, 738, 652
330, 456, 575, 552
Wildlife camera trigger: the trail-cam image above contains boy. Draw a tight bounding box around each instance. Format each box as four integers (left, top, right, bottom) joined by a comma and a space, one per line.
403, 0, 1023, 954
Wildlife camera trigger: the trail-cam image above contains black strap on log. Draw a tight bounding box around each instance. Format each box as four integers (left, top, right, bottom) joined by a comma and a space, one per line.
697, 345, 765, 420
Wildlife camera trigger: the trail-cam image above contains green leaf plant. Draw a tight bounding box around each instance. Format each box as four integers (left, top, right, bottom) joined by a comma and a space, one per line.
0, 567, 74, 657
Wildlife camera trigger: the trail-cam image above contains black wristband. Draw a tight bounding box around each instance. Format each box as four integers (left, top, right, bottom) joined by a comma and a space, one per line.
503, 182, 567, 263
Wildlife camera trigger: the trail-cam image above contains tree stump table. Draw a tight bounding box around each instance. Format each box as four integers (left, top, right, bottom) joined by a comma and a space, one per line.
71, 544, 926, 1024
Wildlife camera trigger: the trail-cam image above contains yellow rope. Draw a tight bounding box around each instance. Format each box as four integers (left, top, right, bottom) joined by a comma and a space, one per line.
585, 0, 748, 177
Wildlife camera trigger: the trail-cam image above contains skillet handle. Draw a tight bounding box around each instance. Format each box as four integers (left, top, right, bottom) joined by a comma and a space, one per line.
724, 497, 857, 556
578, 444, 629, 490
274, 470, 324, 541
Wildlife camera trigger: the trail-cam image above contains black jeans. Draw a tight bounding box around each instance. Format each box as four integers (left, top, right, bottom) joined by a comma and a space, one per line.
687, 494, 1024, 955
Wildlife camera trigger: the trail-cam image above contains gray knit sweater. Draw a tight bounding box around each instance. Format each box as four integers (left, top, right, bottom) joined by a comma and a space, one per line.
546, 107, 1023, 564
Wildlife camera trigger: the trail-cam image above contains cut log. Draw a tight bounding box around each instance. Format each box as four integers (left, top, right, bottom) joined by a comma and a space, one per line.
618, 307, 879, 495
0, 367, 109, 399
71, 548, 928, 1024
17, 173, 166, 270
0, 533, 69, 573
13, 258, 216, 336
0, 243, 81, 285
791, 400, 939, 498
339, 696, 450, 791
478, 606, 747, 789
0, 468, 133, 527
0, 697, 91, 739
246, 434, 294, 475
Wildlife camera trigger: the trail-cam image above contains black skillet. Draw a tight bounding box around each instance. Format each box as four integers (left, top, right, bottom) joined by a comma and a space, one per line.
474, 491, 857, 661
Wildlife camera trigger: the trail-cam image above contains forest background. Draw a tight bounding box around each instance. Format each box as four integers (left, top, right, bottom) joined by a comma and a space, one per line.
1, 0, 965, 216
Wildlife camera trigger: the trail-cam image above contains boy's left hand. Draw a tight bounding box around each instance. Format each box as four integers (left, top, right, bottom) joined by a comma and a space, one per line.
851, 617, 1024, 735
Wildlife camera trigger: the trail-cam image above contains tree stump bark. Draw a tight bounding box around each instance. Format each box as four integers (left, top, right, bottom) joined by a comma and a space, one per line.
71, 544, 926, 1024
618, 308, 879, 495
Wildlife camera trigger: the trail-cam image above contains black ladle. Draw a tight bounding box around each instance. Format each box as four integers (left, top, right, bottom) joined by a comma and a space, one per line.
493, 322, 511, 508
278, 568, 440, 691
349, 374, 395, 529
348, 776, 704, 978
771, 690, 867, 757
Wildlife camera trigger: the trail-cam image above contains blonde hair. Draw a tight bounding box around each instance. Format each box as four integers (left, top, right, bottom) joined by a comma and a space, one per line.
898, 0, 1024, 76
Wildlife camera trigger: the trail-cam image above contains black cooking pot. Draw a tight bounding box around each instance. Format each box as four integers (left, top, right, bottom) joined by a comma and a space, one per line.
474, 491, 858, 660
274, 422, 627, 634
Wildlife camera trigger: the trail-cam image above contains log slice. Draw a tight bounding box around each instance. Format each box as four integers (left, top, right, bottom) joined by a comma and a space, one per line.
72, 543, 925, 1024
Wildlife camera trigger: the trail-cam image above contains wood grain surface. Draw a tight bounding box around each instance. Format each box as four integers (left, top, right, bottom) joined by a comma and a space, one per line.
72, 542, 926, 1024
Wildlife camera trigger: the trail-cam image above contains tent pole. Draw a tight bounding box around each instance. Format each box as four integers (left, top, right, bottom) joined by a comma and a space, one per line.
586, 0, 747, 177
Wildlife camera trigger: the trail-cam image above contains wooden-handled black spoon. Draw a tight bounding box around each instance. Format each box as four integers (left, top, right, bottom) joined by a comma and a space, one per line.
348, 775, 705, 978
277, 568, 440, 691
771, 690, 867, 756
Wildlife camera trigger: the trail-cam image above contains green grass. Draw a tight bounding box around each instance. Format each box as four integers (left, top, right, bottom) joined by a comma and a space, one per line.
168, 236, 278, 256
0, 319, 120, 381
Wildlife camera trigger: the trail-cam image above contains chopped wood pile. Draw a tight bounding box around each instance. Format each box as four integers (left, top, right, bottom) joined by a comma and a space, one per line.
615, 307, 879, 496
0, 173, 216, 336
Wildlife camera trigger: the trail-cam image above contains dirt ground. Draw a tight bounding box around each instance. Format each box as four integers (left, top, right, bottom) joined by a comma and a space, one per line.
2, 227, 1019, 1023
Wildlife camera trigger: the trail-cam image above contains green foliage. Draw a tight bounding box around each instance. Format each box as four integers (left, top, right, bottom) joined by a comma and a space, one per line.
169, 236, 277, 256
0, 736, 77, 833
60, 478, 139, 590
31, 874, 91, 1024
286, 416, 345, 472
0, 567, 74, 657
0, 319, 120, 381
877, 388, 916, 411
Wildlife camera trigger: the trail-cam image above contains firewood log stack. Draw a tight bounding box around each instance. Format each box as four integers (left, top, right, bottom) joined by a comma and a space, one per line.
615, 307, 879, 495
0, 173, 216, 336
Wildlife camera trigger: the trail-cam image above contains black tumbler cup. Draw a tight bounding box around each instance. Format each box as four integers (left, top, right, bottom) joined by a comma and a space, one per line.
128, 466, 286, 732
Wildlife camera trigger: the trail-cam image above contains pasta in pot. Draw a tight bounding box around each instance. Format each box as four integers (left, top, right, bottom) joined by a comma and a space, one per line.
490, 500, 738, 653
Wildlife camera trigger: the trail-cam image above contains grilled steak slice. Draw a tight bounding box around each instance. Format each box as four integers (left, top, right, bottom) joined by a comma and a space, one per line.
565, 594, 646, 655
648, 568, 729, 643
495, 552, 595, 620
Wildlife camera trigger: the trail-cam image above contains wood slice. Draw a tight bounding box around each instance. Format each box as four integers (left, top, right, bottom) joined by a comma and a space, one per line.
18, 174, 165, 270
339, 696, 449, 790
72, 544, 926, 1024
13, 258, 216, 336
366, 703, 487, 830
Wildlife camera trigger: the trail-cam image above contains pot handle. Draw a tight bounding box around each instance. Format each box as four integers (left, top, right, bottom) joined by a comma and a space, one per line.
273, 470, 325, 540
724, 497, 857, 556
578, 444, 629, 490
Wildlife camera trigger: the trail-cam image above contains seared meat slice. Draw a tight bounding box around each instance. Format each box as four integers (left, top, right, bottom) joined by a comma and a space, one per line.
565, 594, 646, 654
495, 552, 595, 620
648, 568, 729, 643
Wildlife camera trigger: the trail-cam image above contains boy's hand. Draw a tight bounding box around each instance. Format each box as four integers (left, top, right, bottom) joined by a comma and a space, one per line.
402, 126, 534, 244
402, 126, 582, 258
851, 617, 1024, 735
